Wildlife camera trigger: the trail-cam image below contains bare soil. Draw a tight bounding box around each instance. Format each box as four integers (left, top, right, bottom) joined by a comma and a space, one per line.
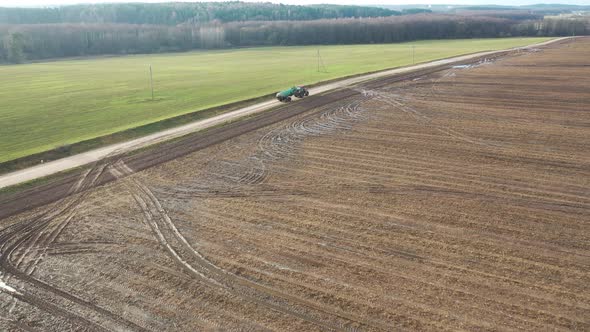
0, 37, 588, 331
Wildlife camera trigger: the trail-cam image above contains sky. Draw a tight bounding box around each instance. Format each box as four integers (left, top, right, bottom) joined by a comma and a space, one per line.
0, 0, 588, 7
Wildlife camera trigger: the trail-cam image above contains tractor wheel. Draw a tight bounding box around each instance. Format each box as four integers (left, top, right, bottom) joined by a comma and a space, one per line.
286, 97, 292, 102
304, 90, 309, 96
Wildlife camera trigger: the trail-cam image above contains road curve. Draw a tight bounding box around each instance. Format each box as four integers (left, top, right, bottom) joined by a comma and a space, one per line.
0, 37, 567, 190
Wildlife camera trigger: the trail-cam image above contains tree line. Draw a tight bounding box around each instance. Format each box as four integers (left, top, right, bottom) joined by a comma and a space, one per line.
1, 14, 588, 64
224, 15, 518, 47
0, 2, 401, 25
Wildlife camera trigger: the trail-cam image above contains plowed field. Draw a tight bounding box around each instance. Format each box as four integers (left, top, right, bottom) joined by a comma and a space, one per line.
0, 38, 588, 331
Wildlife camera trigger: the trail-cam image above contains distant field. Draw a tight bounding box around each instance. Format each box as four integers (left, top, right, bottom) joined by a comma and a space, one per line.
0, 37, 551, 163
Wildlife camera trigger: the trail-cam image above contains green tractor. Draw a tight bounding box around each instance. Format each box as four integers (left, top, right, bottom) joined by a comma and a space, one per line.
276, 86, 309, 102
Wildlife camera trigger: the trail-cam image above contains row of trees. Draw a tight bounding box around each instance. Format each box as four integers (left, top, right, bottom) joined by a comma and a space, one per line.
0, 24, 198, 62
513, 18, 590, 37
452, 10, 543, 21
224, 15, 517, 47
1, 14, 588, 63
0, 2, 400, 25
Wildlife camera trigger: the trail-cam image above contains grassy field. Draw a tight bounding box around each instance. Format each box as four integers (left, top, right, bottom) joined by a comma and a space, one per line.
0, 37, 551, 163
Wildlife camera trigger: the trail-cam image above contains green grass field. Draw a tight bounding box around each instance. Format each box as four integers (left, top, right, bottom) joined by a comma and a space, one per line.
0, 37, 551, 163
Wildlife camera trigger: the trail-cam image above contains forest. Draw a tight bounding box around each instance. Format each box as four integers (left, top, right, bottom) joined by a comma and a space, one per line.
0, 3, 401, 25
0, 2, 588, 63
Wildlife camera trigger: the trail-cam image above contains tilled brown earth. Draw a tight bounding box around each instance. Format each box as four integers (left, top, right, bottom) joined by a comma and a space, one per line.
1, 38, 589, 331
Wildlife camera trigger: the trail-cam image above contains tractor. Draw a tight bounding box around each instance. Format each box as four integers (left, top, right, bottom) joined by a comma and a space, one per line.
276, 86, 309, 102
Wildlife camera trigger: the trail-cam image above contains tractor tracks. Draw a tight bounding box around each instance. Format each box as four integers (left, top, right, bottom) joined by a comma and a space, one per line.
160, 97, 370, 200
110, 161, 359, 331
107, 97, 398, 331
257, 98, 369, 161
111, 160, 395, 331
0, 159, 147, 331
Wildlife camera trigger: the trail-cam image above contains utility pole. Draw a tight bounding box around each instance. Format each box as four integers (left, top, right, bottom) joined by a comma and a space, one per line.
571, 30, 575, 47
317, 49, 320, 73
149, 65, 154, 101
316, 49, 327, 73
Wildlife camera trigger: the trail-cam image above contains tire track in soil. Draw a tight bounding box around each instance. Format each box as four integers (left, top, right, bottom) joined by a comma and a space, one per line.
7, 165, 105, 273
4, 146, 131, 275
0, 158, 148, 331
1, 284, 109, 332
0, 315, 42, 332
110, 161, 362, 331
108, 97, 400, 331
0, 166, 106, 294
21, 168, 99, 275
157, 97, 369, 202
